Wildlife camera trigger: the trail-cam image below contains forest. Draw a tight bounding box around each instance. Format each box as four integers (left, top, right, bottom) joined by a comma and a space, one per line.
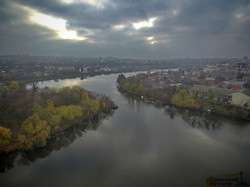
0, 82, 116, 153
117, 74, 250, 120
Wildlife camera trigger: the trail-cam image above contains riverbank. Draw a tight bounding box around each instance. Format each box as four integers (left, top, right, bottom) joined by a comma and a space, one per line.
0, 84, 117, 153
120, 88, 248, 120
117, 73, 250, 121
2, 68, 152, 85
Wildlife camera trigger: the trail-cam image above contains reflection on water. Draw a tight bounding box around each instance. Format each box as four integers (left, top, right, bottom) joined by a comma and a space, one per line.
2, 74, 250, 187
164, 106, 222, 130
0, 111, 114, 173
120, 91, 250, 131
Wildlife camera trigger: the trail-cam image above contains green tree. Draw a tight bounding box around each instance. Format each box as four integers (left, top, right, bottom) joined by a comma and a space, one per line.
31, 104, 43, 115
22, 118, 36, 136
81, 92, 90, 105
171, 89, 199, 109
47, 99, 56, 114
21, 114, 51, 147
33, 120, 50, 147
88, 99, 100, 113
21, 114, 49, 136
57, 105, 83, 121
48, 115, 61, 129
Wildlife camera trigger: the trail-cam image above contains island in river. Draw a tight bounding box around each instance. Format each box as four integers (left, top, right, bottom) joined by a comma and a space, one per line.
117, 73, 250, 121
0, 82, 117, 153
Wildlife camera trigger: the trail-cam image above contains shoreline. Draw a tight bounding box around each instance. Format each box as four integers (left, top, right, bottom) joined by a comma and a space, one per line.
0, 109, 115, 156
0, 83, 118, 153
1, 69, 152, 84
1, 107, 118, 154
118, 87, 250, 122
50, 105, 118, 135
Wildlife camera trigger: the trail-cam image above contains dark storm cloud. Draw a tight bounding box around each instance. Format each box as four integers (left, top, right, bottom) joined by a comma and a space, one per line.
0, 0, 29, 25
0, 0, 249, 58
7, 0, 171, 29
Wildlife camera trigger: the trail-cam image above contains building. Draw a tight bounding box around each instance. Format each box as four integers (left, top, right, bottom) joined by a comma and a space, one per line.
100, 67, 112, 72
231, 89, 250, 108
206, 70, 237, 81
190, 85, 239, 100
58, 66, 75, 71
79, 67, 88, 73
44, 66, 56, 70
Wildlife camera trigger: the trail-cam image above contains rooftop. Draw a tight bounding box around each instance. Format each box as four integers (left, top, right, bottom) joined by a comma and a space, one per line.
191, 85, 239, 95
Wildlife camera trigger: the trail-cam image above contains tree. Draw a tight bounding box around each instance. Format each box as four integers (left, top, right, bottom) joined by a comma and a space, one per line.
31, 104, 43, 115
48, 115, 61, 129
9, 81, 20, 91
58, 86, 82, 105
22, 118, 36, 136
164, 86, 177, 101
204, 90, 220, 108
16, 134, 33, 150
47, 99, 56, 114
117, 74, 125, 84
0, 84, 112, 152
171, 89, 199, 109
33, 120, 50, 147
88, 99, 100, 113
81, 92, 90, 105
31, 82, 39, 93
21, 114, 49, 136
0, 126, 11, 151
57, 105, 83, 121
21, 114, 51, 147
100, 96, 110, 110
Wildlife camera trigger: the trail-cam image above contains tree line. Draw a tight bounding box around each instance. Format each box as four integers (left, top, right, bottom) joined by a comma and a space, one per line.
0, 82, 116, 152
117, 73, 250, 120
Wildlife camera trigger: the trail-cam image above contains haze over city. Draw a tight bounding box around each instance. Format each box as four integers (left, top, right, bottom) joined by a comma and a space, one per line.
0, 0, 249, 59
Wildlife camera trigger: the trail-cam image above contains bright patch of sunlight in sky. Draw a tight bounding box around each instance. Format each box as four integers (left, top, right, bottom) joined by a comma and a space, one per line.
113, 24, 126, 30
133, 17, 157, 30
145, 36, 158, 45
146, 36, 154, 41
30, 12, 85, 40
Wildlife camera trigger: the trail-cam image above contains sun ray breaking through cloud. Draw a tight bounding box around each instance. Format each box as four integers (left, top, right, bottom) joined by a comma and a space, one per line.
0, 0, 249, 58
30, 12, 86, 40
133, 17, 157, 30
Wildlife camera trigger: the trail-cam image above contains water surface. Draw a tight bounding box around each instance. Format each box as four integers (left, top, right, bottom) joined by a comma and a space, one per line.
1, 73, 250, 187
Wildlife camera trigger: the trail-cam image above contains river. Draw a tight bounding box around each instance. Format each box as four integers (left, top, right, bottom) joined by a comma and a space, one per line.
1, 72, 250, 187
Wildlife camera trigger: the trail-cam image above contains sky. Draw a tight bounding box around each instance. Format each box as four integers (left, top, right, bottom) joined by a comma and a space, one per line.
0, 0, 249, 59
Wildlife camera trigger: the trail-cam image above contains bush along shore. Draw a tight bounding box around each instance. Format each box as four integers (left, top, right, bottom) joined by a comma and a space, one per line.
0, 82, 117, 153
117, 73, 250, 121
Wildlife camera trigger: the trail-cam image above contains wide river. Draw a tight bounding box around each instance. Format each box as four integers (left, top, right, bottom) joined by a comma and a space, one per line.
1, 72, 250, 187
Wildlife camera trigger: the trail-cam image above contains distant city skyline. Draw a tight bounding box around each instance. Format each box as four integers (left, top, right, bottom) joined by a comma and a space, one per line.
0, 0, 249, 59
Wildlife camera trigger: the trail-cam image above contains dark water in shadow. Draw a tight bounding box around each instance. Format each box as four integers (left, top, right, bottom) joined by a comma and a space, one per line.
1, 72, 250, 187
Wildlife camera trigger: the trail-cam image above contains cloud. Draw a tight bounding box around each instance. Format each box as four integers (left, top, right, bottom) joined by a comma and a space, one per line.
133, 17, 157, 30
0, 0, 249, 58
30, 11, 86, 40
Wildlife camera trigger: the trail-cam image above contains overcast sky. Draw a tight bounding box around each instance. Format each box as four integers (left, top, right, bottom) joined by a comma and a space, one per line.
0, 0, 249, 59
